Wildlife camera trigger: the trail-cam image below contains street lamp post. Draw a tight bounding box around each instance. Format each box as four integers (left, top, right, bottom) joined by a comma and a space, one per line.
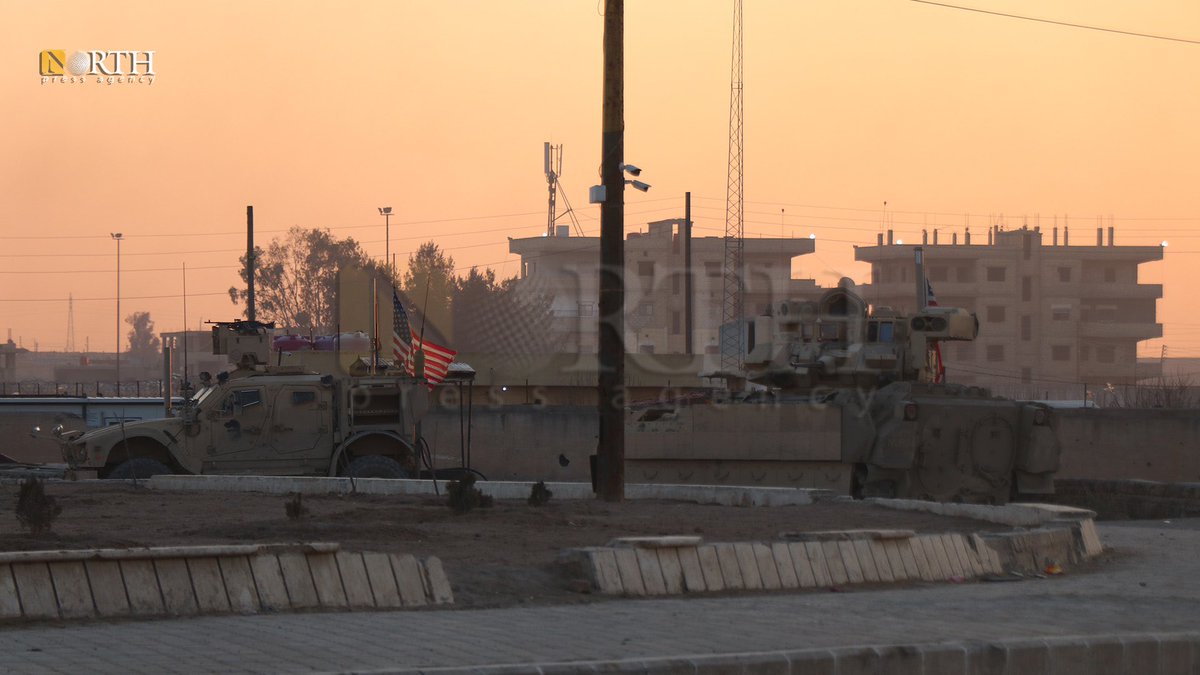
111, 232, 123, 395
378, 207, 393, 273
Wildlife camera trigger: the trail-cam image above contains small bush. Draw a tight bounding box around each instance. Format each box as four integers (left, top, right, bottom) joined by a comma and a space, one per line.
528, 481, 552, 507
16, 477, 61, 536
447, 474, 493, 514
284, 492, 310, 521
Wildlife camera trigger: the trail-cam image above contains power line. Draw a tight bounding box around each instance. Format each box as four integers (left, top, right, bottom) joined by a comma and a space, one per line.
911, 0, 1200, 46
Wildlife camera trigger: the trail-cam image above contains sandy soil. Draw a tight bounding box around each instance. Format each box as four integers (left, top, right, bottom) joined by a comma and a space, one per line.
0, 481, 1012, 609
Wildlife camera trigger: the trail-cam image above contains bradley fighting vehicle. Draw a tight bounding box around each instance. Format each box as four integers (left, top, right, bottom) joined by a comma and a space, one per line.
57, 321, 429, 480
626, 278, 1060, 504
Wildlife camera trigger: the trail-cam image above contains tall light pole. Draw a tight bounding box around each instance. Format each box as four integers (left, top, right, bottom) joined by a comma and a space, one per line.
111, 232, 123, 394
378, 207, 393, 273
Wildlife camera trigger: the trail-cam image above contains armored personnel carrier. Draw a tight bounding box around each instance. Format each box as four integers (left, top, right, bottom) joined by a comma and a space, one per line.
627, 279, 1059, 504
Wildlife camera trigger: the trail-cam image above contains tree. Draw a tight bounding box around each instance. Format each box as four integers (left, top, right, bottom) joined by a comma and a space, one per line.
125, 312, 161, 364
451, 267, 557, 355
402, 242, 456, 341
228, 227, 383, 334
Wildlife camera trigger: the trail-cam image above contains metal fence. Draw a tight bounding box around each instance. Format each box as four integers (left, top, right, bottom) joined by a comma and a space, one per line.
1, 381, 169, 398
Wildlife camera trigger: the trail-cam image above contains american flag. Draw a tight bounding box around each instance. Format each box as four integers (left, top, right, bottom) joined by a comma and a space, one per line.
392, 290, 457, 388
924, 278, 945, 383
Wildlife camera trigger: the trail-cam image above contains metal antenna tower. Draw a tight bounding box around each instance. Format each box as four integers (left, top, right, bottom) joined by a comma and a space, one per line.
544, 142, 585, 237
65, 293, 76, 352
545, 142, 560, 237
720, 0, 745, 376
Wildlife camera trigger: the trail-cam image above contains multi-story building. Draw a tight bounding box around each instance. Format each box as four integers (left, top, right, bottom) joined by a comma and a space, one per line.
508, 219, 815, 357
855, 226, 1163, 395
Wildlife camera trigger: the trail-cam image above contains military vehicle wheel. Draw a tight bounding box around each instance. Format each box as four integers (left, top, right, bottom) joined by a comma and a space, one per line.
106, 458, 172, 480
345, 455, 411, 479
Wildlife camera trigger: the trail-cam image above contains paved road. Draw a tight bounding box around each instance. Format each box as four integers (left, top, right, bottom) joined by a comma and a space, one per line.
0, 520, 1196, 674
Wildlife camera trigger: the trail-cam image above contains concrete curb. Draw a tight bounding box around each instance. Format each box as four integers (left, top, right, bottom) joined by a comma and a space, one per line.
563, 510, 1102, 596
146, 475, 834, 506
866, 497, 1098, 527
0, 544, 451, 622
345, 632, 1200, 674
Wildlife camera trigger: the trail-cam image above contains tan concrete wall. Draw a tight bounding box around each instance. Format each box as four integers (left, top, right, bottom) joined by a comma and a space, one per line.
423, 405, 596, 482
1055, 408, 1200, 483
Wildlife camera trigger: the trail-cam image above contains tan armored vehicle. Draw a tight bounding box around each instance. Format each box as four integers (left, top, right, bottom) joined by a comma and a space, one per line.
628, 279, 1060, 504
57, 321, 428, 479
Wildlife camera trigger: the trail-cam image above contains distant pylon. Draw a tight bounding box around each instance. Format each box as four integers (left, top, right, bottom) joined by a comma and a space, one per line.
720, 0, 745, 377
65, 293, 76, 352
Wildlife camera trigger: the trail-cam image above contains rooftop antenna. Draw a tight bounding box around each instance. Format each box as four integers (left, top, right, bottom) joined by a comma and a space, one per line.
544, 142, 585, 237
65, 293, 76, 352
544, 142, 558, 237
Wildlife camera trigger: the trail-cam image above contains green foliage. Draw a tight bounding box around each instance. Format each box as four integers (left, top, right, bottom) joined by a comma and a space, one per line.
527, 480, 552, 507
228, 226, 385, 334
284, 492, 309, 520
125, 311, 161, 363
402, 242, 456, 341
16, 477, 61, 536
451, 265, 557, 354
447, 474, 493, 514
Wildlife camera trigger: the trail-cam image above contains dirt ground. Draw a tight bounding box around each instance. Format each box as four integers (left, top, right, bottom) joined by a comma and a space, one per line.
0, 481, 1013, 609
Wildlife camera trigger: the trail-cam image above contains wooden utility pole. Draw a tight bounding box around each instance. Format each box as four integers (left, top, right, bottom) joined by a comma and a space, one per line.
596, 0, 625, 501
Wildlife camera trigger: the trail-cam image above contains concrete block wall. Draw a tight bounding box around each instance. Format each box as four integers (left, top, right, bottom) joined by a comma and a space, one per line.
0, 544, 451, 622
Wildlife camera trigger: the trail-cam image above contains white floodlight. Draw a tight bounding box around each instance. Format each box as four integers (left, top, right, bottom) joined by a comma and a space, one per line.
627, 180, 651, 193
622, 163, 642, 176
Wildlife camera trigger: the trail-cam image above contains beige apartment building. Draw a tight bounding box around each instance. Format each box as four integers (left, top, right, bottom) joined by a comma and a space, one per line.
855, 226, 1163, 395
508, 219, 815, 358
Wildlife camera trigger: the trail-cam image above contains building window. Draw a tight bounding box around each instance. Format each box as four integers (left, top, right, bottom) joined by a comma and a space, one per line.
578, 303, 595, 317
638, 261, 655, 277
956, 343, 975, 361
1052, 345, 1071, 361
639, 344, 655, 354
705, 262, 721, 278
986, 266, 1006, 282
986, 306, 1006, 323
671, 274, 680, 295
1021, 315, 1031, 341
1058, 267, 1071, 282
671, 311, 681, 335
1021, 276, 1032, 302
638, 302, 654, 317
1051, 305, 1071, 321
1104, 267, 1117, 283
929, 266, 948, 282
1021, 367, 1032, 383
986, 345, 1005, 362
1097, 345, 1116, 363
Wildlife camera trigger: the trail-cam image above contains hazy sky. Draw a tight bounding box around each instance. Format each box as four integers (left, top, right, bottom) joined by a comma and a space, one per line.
2, 1, 1198, 358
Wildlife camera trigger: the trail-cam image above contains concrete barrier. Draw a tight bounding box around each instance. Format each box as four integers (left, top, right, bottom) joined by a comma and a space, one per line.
563, 510, 1103, 597
0, 543, 451, 623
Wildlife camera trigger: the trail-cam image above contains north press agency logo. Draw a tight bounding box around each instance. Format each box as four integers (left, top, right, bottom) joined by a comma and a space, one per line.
39, 50, 155, 85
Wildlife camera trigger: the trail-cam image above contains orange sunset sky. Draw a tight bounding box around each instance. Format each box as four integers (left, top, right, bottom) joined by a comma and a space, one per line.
2, 1, 1198, 358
